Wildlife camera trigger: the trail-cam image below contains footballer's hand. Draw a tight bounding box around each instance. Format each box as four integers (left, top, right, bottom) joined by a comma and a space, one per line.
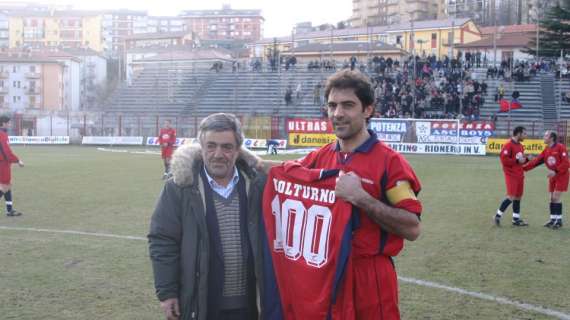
160, 298, 180, 320
547, 170, 556, 178
526, 154, 535, 161
17, 160, 24, 167
335, 171, 368, 205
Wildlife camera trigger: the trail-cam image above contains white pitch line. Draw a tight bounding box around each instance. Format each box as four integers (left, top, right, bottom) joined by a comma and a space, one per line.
0, 226, 146, 241
1, 225, 569, 319
399, 276, 570, 320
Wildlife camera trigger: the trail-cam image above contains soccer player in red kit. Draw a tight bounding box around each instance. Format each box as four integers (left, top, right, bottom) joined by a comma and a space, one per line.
158, 120, 176, 178
297, 70, 422, 320
524, 131, 569, 229
0, 115, 24, 217
494, 126, 529, 227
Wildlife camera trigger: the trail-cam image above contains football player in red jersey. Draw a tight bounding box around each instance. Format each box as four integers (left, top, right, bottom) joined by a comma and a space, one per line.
0, 115, 24, 217
297, 70, 422, 320
494, 126, 530, 227
158, 120, 176, 178
524, 131, 569, 229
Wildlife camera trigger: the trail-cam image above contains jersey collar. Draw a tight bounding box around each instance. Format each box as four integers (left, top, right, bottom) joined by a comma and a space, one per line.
332, 129, 379, 154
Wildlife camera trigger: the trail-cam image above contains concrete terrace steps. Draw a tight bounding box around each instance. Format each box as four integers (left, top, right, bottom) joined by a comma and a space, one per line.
471, 68, 544, 136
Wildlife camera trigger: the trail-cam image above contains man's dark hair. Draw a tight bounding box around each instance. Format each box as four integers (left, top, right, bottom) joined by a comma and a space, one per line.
324, 70, 375, 117
0, 115, 10, 126
549, 131, 558, 143
513, 126, 525, 136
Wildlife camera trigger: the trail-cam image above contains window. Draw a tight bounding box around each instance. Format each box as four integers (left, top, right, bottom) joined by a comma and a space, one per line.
29, 66, 35, 72
12, 66, 17, 73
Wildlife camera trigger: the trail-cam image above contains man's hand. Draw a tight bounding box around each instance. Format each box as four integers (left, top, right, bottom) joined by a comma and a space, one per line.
17, 160, 24, 167
547, 170, 556, 178
335, 171, 368, 205
160, 298, 180, 320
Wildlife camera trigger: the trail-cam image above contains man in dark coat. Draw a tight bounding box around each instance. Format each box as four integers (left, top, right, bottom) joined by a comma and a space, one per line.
149, 113, 267, 320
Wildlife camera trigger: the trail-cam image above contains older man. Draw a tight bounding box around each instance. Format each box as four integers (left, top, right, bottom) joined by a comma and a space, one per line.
148, 113, 266, 320
524, 131, 569, 229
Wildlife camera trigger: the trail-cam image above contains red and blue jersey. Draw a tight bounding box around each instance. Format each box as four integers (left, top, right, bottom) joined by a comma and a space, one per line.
298, 129, 422, 258
525, 142, 569, 176
261, 162, 357, 320
0, 129, 19, 163
158, 128, 176, 148
500, 139, 526, 178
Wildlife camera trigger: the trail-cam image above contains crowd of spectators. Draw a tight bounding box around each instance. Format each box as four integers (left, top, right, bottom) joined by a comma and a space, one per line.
229, 53, 570, 118
331, 55, 491, 120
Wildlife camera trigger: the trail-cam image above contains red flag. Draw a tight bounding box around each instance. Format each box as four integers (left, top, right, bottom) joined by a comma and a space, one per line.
510, 99, 522, 110
499, 99, 510, 112
498, 99, 523, 112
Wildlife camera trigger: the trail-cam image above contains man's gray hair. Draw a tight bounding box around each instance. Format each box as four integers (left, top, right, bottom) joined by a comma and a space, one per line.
198, 113, 244, 146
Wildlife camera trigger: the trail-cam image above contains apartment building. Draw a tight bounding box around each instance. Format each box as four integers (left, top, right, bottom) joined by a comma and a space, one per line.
101, 10, 147, 55
180, 4, 263, 41
8, 10, 103, 52
0, 50, 106, 112
351, 0, 444, 27
146, 16, 186, 34
256, 18, 481, 59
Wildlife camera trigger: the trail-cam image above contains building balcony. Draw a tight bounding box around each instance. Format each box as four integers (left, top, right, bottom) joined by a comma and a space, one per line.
27, 104, 41, 109
25, 88, 41, 95
0, 87, 8, 94
25, 72, 40, 79
0, 72, 8, 78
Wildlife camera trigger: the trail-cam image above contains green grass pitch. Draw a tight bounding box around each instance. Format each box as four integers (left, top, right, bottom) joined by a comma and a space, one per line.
0, 146, 568, 319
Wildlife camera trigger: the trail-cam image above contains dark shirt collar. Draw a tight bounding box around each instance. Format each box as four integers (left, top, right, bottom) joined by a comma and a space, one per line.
332, 129, 378, 154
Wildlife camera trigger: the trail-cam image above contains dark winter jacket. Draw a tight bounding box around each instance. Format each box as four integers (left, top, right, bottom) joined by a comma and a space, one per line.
148, 144, 266, 320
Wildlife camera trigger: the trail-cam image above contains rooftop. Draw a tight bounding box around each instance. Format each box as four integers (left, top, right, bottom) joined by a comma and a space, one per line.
455, 33, 533, 49
258, 18, 474, 44
480, 24, 537, 35
287, 41, 404, 54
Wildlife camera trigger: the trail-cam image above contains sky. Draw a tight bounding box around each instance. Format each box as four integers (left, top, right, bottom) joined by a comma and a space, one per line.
13, 0, 353, 38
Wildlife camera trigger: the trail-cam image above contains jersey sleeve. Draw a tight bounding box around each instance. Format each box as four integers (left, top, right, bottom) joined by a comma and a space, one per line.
297, 149, 320, 168
0, 133, 19, 163
500, 143, 517, 167
385, 152, 422, 215
524, 149, 545, 171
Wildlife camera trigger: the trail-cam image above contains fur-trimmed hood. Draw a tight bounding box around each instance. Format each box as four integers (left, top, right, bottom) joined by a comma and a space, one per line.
170, 144, 261, 187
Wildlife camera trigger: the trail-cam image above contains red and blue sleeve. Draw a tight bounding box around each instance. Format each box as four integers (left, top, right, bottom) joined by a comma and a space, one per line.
524, 149, 545, 171
0, 134, 18, 163
555, 145, 569, 173
385, 153, 422, 215
500, 144, 517, 167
